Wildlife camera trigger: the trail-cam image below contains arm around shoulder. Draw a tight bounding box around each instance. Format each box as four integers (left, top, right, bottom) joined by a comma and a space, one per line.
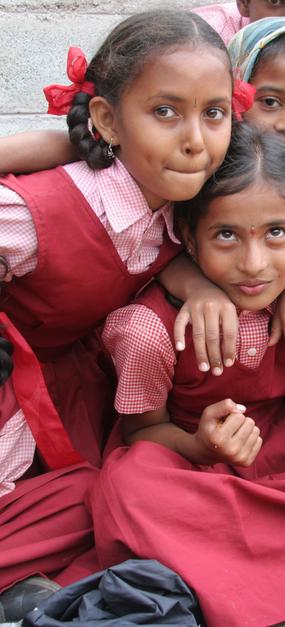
0, 130, 79, 174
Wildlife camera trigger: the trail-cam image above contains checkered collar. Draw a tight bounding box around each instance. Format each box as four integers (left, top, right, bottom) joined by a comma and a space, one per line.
95, 158, 181, 244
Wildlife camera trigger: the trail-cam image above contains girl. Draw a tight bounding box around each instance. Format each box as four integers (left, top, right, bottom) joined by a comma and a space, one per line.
0, 7, 244, 605
94, 123, 285, 627
229, 15, 285, 132
0, 7, 240, 469
194, 1, 285, 45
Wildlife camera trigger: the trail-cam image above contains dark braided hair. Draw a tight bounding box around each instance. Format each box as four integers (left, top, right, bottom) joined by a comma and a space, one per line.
67, 9, 232, 170
0, 336, 13, 386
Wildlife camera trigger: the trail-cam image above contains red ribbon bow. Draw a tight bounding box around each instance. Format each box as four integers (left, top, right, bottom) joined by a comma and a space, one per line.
43, 47, 95, 115
232, 79, 256, 121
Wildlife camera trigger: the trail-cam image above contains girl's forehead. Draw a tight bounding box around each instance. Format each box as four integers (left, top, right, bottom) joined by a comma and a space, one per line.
140, 45, 231, 81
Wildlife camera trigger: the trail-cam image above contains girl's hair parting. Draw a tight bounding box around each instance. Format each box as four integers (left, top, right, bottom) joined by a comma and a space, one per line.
250, 33, 285, 81
176, 122, 285, 232
0, 337, 13, 386
67, 9, 231, 170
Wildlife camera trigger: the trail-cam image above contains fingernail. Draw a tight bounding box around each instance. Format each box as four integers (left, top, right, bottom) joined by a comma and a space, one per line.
176, 341, 184, 351
213, 367, 223, 376
224, 358, 234, 367
199, 362, 210, 372
236, 403, 246, 411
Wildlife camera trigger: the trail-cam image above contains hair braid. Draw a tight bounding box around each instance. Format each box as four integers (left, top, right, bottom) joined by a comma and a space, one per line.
0, 337, 13, 386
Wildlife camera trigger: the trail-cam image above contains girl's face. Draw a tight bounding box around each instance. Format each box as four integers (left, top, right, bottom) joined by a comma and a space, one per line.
185, 182, 285, 311
244, 54, 285, 133
237, 0, 285, 21
110, 45, 232, 210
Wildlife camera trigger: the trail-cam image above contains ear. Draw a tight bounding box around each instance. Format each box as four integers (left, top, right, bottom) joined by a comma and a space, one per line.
236, 0, 250, 17
179, 219, 197, 260
89, 96, 120, 146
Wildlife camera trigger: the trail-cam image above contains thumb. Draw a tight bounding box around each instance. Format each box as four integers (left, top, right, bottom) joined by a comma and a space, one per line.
202, 398, 246, 427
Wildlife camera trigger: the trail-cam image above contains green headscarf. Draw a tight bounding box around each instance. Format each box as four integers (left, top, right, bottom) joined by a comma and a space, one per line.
228, 16, 285, 82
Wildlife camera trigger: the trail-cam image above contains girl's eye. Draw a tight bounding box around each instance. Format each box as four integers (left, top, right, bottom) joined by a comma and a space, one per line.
204, 108, 224, 120
266, 226, 285, 239
216, 230, 237, 241
259, 96, 282, 109
155, 106, 177, 119
268, 0, 283, 6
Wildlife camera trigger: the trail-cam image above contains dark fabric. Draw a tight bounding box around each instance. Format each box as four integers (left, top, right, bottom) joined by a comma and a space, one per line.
22, 559, 202, 626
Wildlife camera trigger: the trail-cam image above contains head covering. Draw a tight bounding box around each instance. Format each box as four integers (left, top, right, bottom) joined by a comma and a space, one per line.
228, 16, 285, 82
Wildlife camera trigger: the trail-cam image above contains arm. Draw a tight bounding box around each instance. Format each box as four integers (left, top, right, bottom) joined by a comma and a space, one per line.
123, 398, 262, 467
0, 130, 78, 174
158, 253, 238, 375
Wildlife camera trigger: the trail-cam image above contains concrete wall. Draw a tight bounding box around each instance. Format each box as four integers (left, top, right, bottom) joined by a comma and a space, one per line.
0, 0, 228, 136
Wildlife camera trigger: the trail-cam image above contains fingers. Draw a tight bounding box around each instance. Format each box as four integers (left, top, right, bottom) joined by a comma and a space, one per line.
209, 413, 262, 467
220, 303, 238, 367
190, 303, 222, 374
174, 301, 238, 376
173, 307, 191, 352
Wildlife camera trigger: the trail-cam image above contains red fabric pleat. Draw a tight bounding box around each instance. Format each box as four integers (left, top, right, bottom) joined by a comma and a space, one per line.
0, 312, 82, 469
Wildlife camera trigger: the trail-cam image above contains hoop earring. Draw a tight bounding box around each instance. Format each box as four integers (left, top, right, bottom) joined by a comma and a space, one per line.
107, 137, 115, 160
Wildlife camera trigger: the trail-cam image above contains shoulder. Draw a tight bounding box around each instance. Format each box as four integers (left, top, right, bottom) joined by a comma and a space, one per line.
103, 301, 173, 354
192, 3, 248, 44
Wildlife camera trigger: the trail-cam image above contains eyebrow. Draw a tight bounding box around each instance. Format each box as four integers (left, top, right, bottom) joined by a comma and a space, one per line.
146, 93, 231, 104
255, 85, 284, 93
208, 220, 285, 231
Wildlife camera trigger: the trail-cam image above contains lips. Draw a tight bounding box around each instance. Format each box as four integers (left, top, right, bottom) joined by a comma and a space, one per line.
234, 281, 271, 295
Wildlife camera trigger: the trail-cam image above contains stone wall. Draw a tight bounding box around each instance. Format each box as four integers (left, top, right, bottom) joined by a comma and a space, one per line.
0, 0, 228, 136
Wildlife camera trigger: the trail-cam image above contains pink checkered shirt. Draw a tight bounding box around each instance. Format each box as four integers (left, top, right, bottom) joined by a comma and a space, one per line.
103, 303, 273, 415
193, 2, 249, 45
0, 158, 179, 281
0, 380, 35, 497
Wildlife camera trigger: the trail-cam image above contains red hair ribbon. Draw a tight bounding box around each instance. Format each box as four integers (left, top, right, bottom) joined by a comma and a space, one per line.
232, 79, 256, 121
43, 47, 95, 115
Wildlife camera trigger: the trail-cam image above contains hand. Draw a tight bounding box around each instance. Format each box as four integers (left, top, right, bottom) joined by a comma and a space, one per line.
174, 283, 238, 376
194, 398, 262, 467
268, 291, 285, 346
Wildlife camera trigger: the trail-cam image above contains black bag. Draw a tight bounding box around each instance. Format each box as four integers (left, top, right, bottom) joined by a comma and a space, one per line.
22, 559, 203, 626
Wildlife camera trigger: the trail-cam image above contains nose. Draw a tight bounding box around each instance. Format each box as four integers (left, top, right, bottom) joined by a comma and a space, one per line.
237, 241, 268, 276
182, 118, 205, 155
274, 111, 285, 134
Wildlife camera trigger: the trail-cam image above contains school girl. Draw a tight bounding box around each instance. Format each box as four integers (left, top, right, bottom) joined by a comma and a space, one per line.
229, 15, 285, 133
94, 123, 285, 627
194, 0, 285, 45
0, 7, 251, 609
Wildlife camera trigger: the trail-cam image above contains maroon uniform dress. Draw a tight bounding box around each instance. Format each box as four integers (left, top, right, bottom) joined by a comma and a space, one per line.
0, 168, 181, 464
0, 169, 181, 591
93, 284, 285, 627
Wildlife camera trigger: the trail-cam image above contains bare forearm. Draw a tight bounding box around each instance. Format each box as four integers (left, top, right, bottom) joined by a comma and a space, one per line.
0, 130, 79, 173
158, 252, 208, 301
125, 421, 206, 464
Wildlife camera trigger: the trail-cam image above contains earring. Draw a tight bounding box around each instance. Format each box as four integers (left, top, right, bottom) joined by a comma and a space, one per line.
107, 137, 115, 160
187, 245, 193, 256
